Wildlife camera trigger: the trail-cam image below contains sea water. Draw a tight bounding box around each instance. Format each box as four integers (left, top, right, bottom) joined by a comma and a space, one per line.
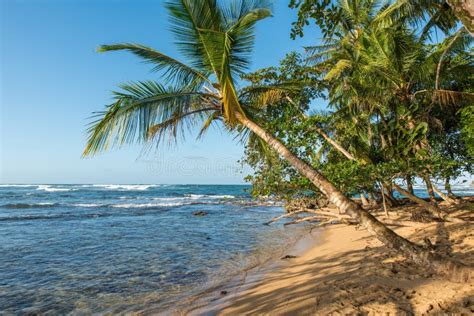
0, 184, 303, 314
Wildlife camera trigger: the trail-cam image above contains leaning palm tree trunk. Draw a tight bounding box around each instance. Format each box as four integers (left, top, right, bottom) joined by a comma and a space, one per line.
423, 175, 438, 203
445, 177, 460, 200
432, 184, 459, 205
383, 183, 399, 206
237, 114, 471, 280
406, 175, 414, 195
392, 184, 448, 220
314, 126, 356, 160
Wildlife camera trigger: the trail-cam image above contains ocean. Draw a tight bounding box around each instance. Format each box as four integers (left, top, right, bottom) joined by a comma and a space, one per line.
0, 184, 304, 314
0, 183, 472, 314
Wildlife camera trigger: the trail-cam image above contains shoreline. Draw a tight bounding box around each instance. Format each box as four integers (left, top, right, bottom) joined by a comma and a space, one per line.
179, 227, 323, 315
183, 199, 473, 315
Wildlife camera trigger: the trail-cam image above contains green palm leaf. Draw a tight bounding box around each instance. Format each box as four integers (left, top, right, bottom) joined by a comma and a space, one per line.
98, 43, 210, 85
83, 81, 216, 156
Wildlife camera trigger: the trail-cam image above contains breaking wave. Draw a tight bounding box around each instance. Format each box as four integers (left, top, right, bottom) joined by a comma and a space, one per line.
111, 202, 204, 208
89, 184, 158, 191
36, 185, 76, 192
185, 194, 235, 199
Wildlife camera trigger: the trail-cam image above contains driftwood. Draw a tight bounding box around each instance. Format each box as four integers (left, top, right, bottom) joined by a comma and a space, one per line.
309, 219, 346, 229
264, 209, 314, 225
284, 216, 357, 227
267, 207, 357, 226
284, 215, 329, 226
432, 185, 460, 205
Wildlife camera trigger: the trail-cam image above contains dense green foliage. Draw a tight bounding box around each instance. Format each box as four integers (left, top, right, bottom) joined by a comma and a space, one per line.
243, 0, 473, 201
288, 0, 469, 38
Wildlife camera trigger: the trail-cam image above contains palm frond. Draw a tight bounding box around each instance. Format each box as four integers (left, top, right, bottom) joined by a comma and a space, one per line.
147, 107, 217, 141
197, 111, 221, 139
239, 82, 303, 97
98, 43, 210, 85
240, 82, 304, 112
166, 0, 271, 125
324, 59, 352, 81
166, 0, 224, 74
375, 0, 456, 34
225, 2, 272, 75
433, 89, 474, 106
83, 81, 216, 156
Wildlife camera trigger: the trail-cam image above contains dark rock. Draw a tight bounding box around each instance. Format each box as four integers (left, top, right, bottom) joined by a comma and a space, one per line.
281, 255, 297, 260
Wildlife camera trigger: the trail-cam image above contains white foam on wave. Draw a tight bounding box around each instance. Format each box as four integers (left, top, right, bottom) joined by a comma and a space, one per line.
185, 194, 235, 199
152, 197, 187, 201
36, 185, 75, 192
91, 184, 158, 191
111, 202, 194, 208
73, 203, 104, 208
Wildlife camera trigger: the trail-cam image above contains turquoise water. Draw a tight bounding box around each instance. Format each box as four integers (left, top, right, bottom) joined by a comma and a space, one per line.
0, 184, 302, 314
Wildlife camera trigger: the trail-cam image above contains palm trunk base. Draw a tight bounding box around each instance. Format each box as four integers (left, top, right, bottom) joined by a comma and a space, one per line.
353, 202, 472, 282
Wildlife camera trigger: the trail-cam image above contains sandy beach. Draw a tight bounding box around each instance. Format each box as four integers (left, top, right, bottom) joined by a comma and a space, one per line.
187, 198, 473, 315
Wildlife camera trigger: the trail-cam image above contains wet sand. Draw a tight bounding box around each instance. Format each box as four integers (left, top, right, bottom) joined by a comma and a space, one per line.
186, 198, 474, 315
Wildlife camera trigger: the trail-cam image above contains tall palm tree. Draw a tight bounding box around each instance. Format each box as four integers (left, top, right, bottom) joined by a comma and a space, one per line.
84, 0, 469, 278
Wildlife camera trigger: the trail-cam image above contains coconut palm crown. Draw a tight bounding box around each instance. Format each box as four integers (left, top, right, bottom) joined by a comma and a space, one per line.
83, 0, 300, 156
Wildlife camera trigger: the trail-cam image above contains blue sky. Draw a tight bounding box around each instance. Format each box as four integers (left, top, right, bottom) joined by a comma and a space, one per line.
0, 0, 323, 184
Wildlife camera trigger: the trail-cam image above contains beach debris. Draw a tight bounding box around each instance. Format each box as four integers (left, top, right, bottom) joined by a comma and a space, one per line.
265, 207, 353, 226
193, 211, 208, 216
281, 255, 298, 260
285, 196, 332, 212
410, 209, 434, 223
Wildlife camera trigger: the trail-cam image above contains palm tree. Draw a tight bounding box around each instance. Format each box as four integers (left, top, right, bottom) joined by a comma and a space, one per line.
84, 0, 470, 278
308, 0, 473, 211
